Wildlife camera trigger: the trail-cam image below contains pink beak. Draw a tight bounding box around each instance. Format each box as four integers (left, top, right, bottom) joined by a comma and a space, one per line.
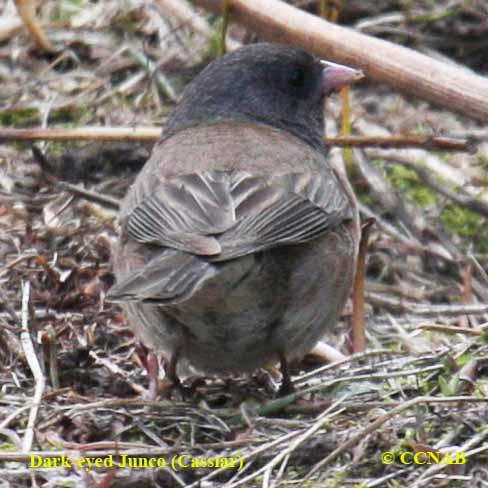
321, 60, 364, 94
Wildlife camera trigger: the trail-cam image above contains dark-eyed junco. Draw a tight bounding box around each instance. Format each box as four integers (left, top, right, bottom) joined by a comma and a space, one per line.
108, 43, 362, 394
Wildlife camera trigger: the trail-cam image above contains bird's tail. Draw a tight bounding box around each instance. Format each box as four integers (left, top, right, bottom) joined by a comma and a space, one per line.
106, 252, 216, 305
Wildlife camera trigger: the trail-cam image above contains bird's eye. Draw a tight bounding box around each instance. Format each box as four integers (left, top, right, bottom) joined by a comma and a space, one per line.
288, 66, 306, 87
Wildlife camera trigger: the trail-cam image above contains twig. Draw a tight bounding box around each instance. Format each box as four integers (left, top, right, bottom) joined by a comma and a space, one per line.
0, 254, 38, 279
44, 326, 59, 389
299, 365, 444, 397
294, 348, 405, 385
350, 218, 374, 353
13, 0, 55, 52
339, 86, 353, 169
0, 405, 33, 431
460, 260, 474, 328
31, 146, 120, 210
56, 182, 120, 210
20, 281, 45, 453
365, 293, 488, 317
0, 127, 161, 142
219, 0, 230, 55
328, 135, 476, 152
417, 323, 483, 336
0, 127, 474, 151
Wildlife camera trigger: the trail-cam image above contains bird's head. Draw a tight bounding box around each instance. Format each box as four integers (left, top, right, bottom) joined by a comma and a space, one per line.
165, 43, 363, 150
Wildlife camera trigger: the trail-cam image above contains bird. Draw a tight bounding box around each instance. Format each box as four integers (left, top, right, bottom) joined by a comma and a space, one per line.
107, 42, 362, 395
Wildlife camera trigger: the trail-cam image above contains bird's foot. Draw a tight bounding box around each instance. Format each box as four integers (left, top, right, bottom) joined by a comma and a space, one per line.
278, 375, 295, 396
159, 375, 194, 400
278, 352, 295, 397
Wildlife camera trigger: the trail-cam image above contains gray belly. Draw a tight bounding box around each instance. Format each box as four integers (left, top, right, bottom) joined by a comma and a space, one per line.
124, 227, 356, 374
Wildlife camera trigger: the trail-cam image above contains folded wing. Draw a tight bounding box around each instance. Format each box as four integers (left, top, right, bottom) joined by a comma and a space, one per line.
108, 169, 352, 304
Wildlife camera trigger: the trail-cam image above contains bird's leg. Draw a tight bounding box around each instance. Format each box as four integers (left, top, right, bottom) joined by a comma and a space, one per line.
278, 352, 295, 396
165, 349, 197, 399
135, 342, 160, 400
147, 352, 159, 400
167, 349, 181, 387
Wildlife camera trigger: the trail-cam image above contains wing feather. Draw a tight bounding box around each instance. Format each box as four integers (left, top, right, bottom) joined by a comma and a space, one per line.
125, 170, 351, 261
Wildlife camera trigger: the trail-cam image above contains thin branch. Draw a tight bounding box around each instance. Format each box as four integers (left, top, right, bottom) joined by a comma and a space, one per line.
0, 127, 474, 151
55, 182, 120, 210
0, 126, 161, 142
365, 293, 488, 317
31, 146, 120, 210
417, 323, 484, 336
350, 218, 374, 353
327, 135, 476, 152
13, 0, 55, 52
20, 281, 46, 453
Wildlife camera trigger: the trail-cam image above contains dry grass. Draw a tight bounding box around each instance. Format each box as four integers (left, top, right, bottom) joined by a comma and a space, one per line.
1, 1, 487, 487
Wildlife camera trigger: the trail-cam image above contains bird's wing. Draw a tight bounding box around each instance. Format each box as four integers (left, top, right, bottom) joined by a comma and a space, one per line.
108, 170, 352, 305
215, 171, 352, 260
125, 170, 352, 260
125, 171, 235, 256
